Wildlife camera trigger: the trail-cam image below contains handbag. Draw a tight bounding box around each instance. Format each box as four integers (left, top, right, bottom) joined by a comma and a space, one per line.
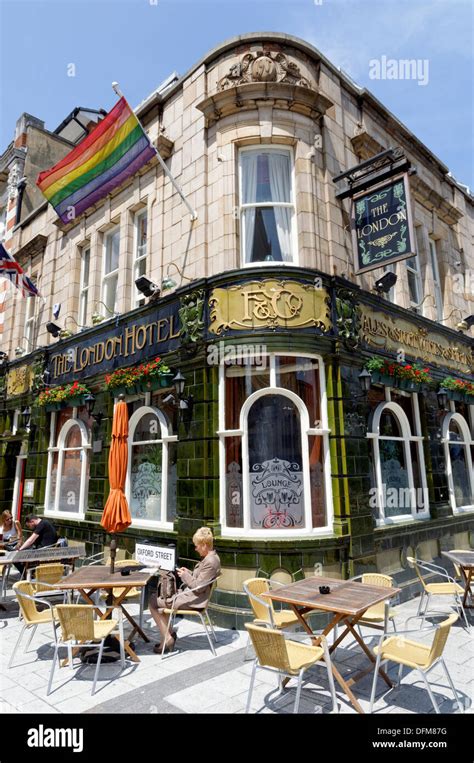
157, 570, 178, 600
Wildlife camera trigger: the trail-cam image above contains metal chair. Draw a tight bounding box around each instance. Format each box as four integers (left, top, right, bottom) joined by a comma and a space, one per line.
47, 604, 126, 696
9, 581, 59, 669
369, 606, 462, 714
245, 623, 338, 714
161, 576, 220, 658
407, 556, 469, 629
243, 577, 301, 630
28, 563, 71, 600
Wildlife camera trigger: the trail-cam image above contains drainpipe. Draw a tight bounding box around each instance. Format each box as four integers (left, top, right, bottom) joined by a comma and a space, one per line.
15, 177, 27, 224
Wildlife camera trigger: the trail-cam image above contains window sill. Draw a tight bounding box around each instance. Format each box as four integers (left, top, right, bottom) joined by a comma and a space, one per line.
452, 506, 474, 515
375, 513, 430, 528
220, 527, 335, 540
129, 520, 175, 531
44, 510, 86, 522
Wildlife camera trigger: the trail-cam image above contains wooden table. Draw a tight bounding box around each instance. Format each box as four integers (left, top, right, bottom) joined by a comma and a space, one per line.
442, 550, 474, 609
263, 576, 400, 714
56, 565, 156, 663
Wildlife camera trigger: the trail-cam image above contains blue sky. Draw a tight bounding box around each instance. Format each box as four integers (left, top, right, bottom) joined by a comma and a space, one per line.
1, 0, 472, 188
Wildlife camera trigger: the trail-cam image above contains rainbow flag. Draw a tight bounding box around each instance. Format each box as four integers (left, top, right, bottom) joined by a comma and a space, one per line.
37, 97, 156, 224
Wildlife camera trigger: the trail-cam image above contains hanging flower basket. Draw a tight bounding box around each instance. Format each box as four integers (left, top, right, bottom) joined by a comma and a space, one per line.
104, 358, 172, 396
37, 382, 91, 411
370, 371, 396, 386
439, 377, 474, 403
364, 357, 432, 390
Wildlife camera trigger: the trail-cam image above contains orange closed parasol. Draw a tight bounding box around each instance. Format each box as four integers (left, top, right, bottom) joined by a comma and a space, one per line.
101, 399, 131, 534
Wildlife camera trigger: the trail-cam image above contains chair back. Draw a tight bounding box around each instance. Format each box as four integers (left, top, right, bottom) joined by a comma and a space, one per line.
56, 605, 95, 642
449, 551, 465, 580
427, 614, 458, 666
108, 559, 141, 597
33, 563, 64, 592
13, 581, 41, 623
360, 573, 394, 619
245, 623, 290, 672
406, 556, 429, 592
243, 577, 274, 625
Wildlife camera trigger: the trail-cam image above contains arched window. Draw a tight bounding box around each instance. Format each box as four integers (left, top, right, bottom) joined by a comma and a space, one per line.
45, 416, 90, 517
442, 413, 474, 512
126, 406, 178, 528
219, 353, 332, 536
368, 400, 428, 524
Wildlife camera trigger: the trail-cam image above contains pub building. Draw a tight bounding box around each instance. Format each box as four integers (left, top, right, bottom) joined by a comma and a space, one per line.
0, 33, 473, 628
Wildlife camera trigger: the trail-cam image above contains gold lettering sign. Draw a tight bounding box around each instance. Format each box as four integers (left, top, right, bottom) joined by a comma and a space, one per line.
360, 306, 474, 374
209, 280, 331, 334
6, 365, 33, 397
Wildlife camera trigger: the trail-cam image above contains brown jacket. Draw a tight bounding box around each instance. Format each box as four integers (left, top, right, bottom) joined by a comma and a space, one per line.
172, 550, 221, 610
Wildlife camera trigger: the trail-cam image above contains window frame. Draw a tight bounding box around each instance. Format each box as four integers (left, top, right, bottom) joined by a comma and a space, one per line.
442, 411, 474, 514
133, 210, 148, 309
367, 391, 429, 525
126, 404, 178, 530
24, 274, 37, 351
406, 233, 424, 313
238, 146, 298, 267
44, 411, 90, 520
218, 351, 333, 538
79, 245, 91, 327
428, 238, 444, 322
102, 226, 120, 317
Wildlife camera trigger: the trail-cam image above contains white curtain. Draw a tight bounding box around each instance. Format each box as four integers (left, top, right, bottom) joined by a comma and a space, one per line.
241, 153, 258, 263
269, 153, 293, 262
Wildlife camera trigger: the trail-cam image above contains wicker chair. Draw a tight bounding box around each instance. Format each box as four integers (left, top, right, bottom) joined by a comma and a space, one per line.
407, 557, 469, 628
369, 608, 462, 714
351, 573, 398, 633
9, 581, 59, 668
245, 623, 338, 714
161, 577, 220, 658
47, 604, 125, 696
243, 577, 301, 629
29, 563, 71, 600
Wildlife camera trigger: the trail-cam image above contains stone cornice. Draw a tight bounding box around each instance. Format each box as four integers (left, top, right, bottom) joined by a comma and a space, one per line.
196, 82, 333, 127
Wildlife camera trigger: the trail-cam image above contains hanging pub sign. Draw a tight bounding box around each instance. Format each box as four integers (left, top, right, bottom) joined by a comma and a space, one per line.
351, 173, 415, 274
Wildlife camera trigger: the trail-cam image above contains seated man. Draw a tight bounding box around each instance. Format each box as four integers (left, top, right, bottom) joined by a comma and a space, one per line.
19, 515, 58, 551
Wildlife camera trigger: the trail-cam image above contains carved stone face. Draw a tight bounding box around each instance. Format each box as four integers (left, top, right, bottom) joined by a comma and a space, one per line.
251, 56, 277, 82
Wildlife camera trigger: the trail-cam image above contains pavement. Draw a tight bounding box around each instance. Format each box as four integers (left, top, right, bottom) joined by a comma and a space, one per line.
0, 568, 472, 716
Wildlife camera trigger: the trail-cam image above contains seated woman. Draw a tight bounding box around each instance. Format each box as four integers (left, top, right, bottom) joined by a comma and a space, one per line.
149, 526, 221, 653
0, 510, 23, 551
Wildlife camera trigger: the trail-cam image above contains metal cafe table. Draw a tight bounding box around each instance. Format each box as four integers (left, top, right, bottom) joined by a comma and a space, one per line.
263, 575, 400, 714
442, 550, 474, 608
0, 544, 86, 600
55, 565, 156, 663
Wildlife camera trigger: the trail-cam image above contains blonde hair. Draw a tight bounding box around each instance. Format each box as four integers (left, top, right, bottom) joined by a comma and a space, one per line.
193, 527, 214, 550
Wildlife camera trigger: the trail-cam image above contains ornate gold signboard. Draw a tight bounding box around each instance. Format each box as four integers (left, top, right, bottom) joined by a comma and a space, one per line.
360, 306, 474, 374
6, 365, 33, 397
209, 280, 331, 335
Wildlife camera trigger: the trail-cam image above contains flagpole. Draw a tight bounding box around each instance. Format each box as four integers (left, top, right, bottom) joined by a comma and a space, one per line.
111, 81, 197, 222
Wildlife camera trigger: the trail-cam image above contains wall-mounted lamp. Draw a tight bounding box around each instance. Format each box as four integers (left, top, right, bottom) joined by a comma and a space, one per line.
163, 370, 194, 432
456, 315, 474, 332
161, 263, 193, 292
22, 406, 31, 430
135, 275, 160, 300
84, 392, 104, 426
437, 389, 448, 410
91, 301, 119, 325
0, 351, 8, 367
374, 272, 397, 295
15, 346, 26, 357
358, 368, 372, 393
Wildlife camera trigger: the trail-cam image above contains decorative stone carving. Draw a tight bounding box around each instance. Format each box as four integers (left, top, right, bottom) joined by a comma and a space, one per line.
7, 164, 20, 201
178, 289, 205, 344
218, 50, 312, 91
335, 288, 360, 349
